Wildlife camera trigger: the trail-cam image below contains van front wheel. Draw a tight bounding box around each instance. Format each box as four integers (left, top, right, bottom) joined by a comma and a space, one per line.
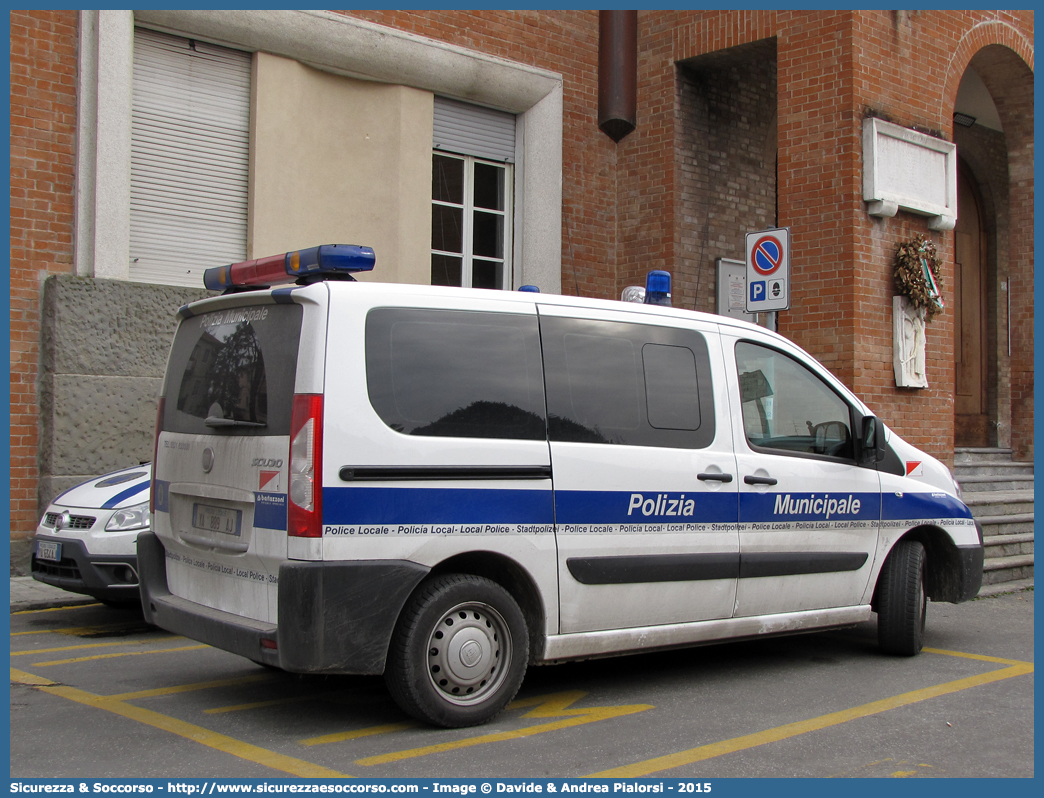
385, 574, 528, 727
876, 539, 926, 656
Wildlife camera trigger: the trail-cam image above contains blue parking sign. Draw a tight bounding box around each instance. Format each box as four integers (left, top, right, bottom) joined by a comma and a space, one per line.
745, 227, 790, 312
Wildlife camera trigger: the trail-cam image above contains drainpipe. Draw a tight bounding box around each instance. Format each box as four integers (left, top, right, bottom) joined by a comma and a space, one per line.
598, 10, 637, 142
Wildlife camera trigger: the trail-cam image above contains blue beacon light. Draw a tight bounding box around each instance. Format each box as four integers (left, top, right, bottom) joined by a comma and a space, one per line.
518, 285, 540, 293
203, 244, 375, 291
644, 270, 672, 306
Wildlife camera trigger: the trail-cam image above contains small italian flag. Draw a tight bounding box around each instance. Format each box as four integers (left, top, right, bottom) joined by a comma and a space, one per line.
922, 258, 945, 308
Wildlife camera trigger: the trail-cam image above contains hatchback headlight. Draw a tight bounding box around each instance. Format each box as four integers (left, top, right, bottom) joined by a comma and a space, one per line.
105, 502, 150, 532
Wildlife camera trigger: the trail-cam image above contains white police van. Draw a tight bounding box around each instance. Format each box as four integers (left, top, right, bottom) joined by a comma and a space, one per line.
140, 245, 983, 728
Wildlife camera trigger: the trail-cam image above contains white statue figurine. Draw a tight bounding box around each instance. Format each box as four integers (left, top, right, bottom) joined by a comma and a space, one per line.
893, 296, 928, 388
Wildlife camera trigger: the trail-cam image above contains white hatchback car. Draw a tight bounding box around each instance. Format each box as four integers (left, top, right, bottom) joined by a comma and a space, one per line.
32, 464, 151, 605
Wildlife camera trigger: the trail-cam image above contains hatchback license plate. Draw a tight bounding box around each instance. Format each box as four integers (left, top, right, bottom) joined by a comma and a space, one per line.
192, 504, 242, 537
37, 540, 61, 562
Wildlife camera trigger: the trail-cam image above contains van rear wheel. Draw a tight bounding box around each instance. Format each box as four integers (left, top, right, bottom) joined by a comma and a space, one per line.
876, 540, 926, 656
385, 574, 528, 727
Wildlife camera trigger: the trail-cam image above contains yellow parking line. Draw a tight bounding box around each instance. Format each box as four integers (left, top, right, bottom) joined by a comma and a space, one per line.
207, 697, 298, 714
590, 650, 1033, 777
922, 647, 1026, 666
11, 667, 347, 778
301, 721, 418, 746
356, 691, 653, 766
12, 623, 148, 637
34, 644, 208, 667
112, 674, 276, 701
13, 604, 102, 615
11, 668, 57, 686
11, 637, 181, 656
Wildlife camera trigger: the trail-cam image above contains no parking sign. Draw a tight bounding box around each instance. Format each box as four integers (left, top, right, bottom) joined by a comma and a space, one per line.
745, 227, 791, 312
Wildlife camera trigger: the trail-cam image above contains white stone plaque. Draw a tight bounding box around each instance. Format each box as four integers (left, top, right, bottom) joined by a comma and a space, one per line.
864, 118, 957, 231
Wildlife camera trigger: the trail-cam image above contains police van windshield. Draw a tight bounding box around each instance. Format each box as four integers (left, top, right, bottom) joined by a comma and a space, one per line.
162, 304, 302, 437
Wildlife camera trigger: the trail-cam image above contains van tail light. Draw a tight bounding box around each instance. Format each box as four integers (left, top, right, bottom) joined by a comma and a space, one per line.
288, 394, 323, 538
151, 398, 165, 514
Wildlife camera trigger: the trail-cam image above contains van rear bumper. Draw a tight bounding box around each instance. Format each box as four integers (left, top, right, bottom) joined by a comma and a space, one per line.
137, 532, 429, 674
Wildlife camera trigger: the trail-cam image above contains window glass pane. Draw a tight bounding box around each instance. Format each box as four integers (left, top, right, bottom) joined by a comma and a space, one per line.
366, 309, 545, 440
431, 254, 462, 287
474, 162, 505, 210
473, 211, 503, 258
162, 304, 302, 437
542, 317, 716, 449
473, 259, 502, 290
563, 333, 641, 436
643, 344, 701, 430
735, 341, 853, 458
432, 204, 463, 254
432, 155, 464, 204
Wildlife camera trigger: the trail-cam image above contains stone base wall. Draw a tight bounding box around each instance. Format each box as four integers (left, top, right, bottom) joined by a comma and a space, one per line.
38, 276, 211, 512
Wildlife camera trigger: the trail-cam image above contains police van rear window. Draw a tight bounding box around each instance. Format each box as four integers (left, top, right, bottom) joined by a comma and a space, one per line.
366, 308, 546, 440
162, 304, 303, 436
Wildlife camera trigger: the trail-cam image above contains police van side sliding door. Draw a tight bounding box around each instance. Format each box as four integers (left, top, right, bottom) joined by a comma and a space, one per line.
721, 330, 882, 617
539, 305, 739, 635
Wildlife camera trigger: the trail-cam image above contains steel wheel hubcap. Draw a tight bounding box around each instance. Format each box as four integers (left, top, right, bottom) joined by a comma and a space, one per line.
426, 601, 510, 706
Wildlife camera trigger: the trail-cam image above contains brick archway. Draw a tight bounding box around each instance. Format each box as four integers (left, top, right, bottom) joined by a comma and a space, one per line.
946, 36, 1033, 459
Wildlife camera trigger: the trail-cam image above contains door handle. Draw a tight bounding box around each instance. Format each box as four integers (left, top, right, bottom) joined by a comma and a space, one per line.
697, 472, 734, 483
744, 475, 778, 486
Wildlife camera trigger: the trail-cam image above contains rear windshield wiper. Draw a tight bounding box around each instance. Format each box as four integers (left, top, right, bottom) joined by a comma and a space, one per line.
204, 416, 266, 428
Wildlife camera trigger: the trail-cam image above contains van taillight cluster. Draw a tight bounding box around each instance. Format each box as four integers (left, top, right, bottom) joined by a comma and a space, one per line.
288, 394, 323, 538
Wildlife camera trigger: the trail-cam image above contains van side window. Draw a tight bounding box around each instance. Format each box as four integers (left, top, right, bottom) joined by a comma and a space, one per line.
541, 316, 714, 448
365, 308, 546, 440
735, 341, 854, 459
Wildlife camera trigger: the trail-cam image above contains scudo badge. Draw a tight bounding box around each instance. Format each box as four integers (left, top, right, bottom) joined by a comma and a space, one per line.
202, 447, 215, 473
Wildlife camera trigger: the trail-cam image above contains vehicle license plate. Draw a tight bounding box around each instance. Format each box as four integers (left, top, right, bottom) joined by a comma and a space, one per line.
37, 540, 61, 562
192, 504, 242, 537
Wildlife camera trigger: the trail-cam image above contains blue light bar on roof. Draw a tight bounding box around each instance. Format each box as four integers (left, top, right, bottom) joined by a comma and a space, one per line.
204, 245, 376, 291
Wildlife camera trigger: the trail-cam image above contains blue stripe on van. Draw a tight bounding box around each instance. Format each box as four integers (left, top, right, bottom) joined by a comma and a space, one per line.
555, 490, 737, 524
739, 491, 880, 523
322, 487, 554, 525
101, 480, 151, 509
882, 491, 973, 521
320, 488, 968, 527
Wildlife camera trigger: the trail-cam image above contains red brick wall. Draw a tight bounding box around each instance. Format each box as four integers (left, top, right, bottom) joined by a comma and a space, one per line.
633, 10, 1033, 465
10, 10, 79, 538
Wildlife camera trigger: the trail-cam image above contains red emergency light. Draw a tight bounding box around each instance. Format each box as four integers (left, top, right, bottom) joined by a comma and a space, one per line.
203, 245, 375, 291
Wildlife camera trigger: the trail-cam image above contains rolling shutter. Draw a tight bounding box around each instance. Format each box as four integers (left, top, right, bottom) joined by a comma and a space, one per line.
130, 28, 251, 287
433, 96, 516, 163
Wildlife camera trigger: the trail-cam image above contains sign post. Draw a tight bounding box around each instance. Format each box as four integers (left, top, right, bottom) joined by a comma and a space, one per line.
745, 227, 791, 313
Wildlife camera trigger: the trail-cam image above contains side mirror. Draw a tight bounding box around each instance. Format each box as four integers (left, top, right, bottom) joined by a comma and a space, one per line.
860, 415, 885, 464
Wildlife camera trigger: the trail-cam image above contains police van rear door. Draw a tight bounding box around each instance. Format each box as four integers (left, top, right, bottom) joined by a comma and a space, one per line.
539, 304, 740, 634
153, 291, 319, 624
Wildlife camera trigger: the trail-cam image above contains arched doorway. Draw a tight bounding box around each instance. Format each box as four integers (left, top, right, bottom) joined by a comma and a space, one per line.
953, 161, 990, 447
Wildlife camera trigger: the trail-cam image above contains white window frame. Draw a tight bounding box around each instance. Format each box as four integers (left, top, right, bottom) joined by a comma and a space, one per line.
432, 153, 514, 289
78, 10, 563, 291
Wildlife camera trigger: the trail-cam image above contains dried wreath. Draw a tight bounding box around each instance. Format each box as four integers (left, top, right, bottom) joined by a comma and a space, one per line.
893, 234, 945, 321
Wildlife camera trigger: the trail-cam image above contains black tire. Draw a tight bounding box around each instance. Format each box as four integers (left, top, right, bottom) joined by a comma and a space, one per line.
876, 539, 927, 656
384, 574, 528, 728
